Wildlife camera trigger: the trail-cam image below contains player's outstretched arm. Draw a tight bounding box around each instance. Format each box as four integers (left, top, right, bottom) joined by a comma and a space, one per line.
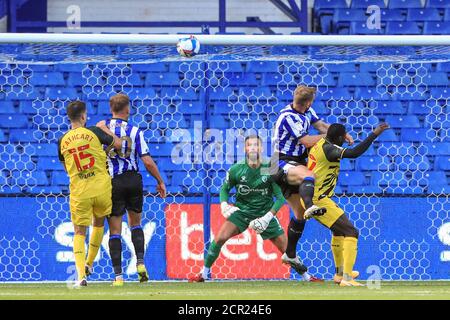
336, 123, 390, 160
299, 134, 326, 148
141, 155, 166, 198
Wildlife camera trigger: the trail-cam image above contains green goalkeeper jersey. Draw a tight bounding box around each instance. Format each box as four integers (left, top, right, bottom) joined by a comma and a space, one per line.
220, 160, 285, 216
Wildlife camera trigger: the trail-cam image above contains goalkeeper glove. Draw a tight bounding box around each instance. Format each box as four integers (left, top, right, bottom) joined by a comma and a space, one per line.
249, 211, 274, 234
220, 202, 240, 218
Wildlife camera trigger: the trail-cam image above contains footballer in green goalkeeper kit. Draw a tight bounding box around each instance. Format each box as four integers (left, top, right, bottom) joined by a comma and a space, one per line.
189, 135, 323, 282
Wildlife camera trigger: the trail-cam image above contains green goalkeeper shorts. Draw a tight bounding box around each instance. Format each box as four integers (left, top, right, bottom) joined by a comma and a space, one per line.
227, 211, 284, 240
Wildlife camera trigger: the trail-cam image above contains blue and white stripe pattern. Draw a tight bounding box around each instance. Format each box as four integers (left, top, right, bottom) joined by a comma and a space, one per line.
105, 118, 150, 177
272, 104, 321, 157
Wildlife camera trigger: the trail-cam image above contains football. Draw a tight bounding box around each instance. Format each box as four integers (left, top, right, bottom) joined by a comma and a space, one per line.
176, 35, 200, 57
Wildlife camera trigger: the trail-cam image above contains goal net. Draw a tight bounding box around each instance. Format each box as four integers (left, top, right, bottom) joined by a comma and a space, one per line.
0, 36, 449, 282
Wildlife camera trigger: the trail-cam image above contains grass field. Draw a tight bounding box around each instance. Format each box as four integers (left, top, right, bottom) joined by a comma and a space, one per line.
0, 281, 449, 300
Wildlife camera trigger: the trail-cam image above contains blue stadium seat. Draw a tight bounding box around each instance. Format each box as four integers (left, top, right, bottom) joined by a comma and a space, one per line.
376, 129, 399, 141
0, 101, 15, 114
32, 144, 57, 157
37, 157, 62, 171
10, 129, 43, 143
373, 101, 405, 114
401, 128, 437, 142
377, 142, 417, 156
371, 171, 407, 186
428, 185, 450, 194
445, 9, 450, 21
394, 155, 431, 170
262, 73, 282, 86
0, 129, 5, 142
333, 9, 367, 21
385, 115, 420, 128
67, 73, 86, 86
354, 87, 390, 100
380, 9, 405, 21
209, 61, 244, 73
11, 171, 48, 186
386, 22, 421, 34
407, 9, 442, 21
161, 88, 197, 100
436, 61, 450, 71
0, 114, 28, 128
412, 171, 447, 186
338, 73, 376, 86
338, 171, 365, 186
212, 102, 238, 115
417, 72, 448, 86
325, 63, 358, 72
51, 171, 69, 186
30, 72, 65, 86
227, 73, 259, 86
315, 0, 348, 10
97, 101, 110, 115
312, 101, 329, 115
246, 61, 280, 73
419, 142, 450, 156
178, 101, 203, 114
347, 115, 379, 128
128, 88, 157, 99
133, 63, 167, 72
45, 88, 79, 100
425, 114, 450, 129
423, 22, 450, 34
435, 156, 450, 170
145, 73, 180, 86
0, 186, 24, 194
347, 185, 383, 193
148, 144, 174, 157
426, 0, 450, 9
408, 101, 429, 115
27, 186, 65, 194
209, 116, 229, 129
389, 0, 423, 9
351, 0, 386, 8
340, 160, 353, 171
317, 88, 352, 100
430, 87, 449, 97
239, 87, 272, 99
142, 170, 168, 188
55, 63, 85, 72
356, 156, 392, 171
393, 87, 429, 100
328, 100, 366, 115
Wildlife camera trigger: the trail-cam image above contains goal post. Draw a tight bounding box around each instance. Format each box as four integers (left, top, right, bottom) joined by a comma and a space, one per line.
0, 33, 449, 282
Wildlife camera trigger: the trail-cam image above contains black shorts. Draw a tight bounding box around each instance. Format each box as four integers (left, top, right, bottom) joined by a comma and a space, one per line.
110, 171, 144, 217
270, 153, 308, 199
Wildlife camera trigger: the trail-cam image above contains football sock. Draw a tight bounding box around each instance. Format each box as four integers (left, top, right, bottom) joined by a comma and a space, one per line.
299, 177, 315, 209
73, 234, 86, 280
343, 237, 358, 281
109, 234, 122, 276
204, 240, 222, 269
302, 272, 311, 281
331, 235, 344, 276
201, 267, 210, 279
86, 226, 104, 267
286, 216, 305, 258
131, 226, 145, 266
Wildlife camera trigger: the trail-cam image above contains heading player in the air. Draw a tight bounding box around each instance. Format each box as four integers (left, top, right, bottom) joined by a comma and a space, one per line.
58, 101, 121, 287
94, 94, 167, 286
270, 85, 354, 273
189, 135, 322, 282
307, 122, 390, 286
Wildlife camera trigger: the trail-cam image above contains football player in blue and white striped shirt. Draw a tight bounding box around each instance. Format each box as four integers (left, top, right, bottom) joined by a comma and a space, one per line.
95, 94, 167, 286
270, 85, 354, 276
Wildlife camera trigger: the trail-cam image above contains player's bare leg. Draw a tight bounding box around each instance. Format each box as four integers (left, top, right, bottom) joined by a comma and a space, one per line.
73, 224, 88, 287
128, 210, 148, 283
108, 215, 124, 286
189, 221, 240, 283
85, 216, 105, 277
286, 165, 326, 219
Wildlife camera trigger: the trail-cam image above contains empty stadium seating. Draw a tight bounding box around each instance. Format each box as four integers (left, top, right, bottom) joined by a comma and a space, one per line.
315, 0, 450, 34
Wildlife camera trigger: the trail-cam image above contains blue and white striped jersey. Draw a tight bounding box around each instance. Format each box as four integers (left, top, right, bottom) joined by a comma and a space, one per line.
105, 118, 150, 177
272, 104, 321, 157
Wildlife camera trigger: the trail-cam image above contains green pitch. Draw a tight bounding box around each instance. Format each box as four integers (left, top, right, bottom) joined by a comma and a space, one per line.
0, 281, 449, 300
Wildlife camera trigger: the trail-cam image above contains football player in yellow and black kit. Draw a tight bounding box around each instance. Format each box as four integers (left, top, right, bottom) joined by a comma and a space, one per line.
306, 123, 390, 287
58, 101, 121, 287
